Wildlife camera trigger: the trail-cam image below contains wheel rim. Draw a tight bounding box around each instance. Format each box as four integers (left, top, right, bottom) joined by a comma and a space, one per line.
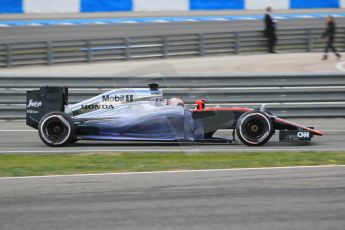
40, 115, 71, 145
239, 113, 271, 144
245, 119, 266, 139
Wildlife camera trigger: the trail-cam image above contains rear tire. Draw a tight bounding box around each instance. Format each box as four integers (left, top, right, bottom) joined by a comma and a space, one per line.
70, 138, 78, 144
38, 111, 75, 147
236, 111, 273, 146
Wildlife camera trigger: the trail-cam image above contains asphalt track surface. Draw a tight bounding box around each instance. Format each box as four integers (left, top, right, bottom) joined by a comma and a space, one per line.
1, 11, 345, 43
1, 11, 344, 230
0, 166, 344, 230
0, 118, 344, 153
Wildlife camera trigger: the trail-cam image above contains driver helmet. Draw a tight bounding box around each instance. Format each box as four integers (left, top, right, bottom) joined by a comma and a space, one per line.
167, 98, 184, 107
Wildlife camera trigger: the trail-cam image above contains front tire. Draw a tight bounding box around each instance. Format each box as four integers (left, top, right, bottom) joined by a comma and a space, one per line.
38, 111, 75, 147
236, 111, 273, 146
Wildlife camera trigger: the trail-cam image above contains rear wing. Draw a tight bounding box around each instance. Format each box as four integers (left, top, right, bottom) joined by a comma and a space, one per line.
26, 86, 68, 129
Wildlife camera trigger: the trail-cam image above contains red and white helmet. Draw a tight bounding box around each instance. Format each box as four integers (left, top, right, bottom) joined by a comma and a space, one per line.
167, 98, 184, 107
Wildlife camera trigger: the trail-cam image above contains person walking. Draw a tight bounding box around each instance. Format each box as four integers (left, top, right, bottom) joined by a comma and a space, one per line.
322, 16, 341, 60
264, 7, 277, 53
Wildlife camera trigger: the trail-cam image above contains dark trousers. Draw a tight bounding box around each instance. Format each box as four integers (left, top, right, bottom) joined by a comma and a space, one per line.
324, 38, 338, 54
267, 33, 277, 53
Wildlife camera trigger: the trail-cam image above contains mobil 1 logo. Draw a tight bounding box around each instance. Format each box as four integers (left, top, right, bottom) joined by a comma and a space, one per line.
102, 94, 134, 103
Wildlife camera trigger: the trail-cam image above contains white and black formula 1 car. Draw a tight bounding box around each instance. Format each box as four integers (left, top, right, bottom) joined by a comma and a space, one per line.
26, 83, 323, 147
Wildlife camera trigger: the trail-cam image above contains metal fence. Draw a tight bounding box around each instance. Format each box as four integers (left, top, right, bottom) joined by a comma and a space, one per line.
0, 27, 345, 67
1, 74, 345, 119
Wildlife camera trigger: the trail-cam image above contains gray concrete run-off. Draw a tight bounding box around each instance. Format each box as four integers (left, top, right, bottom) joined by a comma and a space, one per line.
0, 166, 344, 230
0, 118, 344, 153
0, 9, 345, 43
0, 9, 342, 20
1, 19, 343, 44
0, 53, 343, 76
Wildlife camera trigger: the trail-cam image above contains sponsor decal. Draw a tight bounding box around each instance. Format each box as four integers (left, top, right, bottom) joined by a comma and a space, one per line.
27, 110, 39, 114
280, 130, 312, 142
81, 104, 115, 110
151, 90, 162, 95
102, 94, 133, 102
297, 131, 310, 138
27, 100, 42, 108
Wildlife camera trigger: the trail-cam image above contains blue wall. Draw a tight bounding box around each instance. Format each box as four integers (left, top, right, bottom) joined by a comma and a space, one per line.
0, 0, 343, 14
0, 0, 22, 13
290, 0, 340, 9
81, 0, 132, 12
190, 0, 245, 10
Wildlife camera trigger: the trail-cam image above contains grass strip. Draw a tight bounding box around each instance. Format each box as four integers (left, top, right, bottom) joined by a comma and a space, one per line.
0, 151, 344, 177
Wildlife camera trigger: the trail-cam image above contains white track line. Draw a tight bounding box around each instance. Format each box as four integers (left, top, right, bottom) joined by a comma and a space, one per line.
0, 129, 344, 132
216, 129, 344, 132
336, 61, 345, 72
0, 148, 344, 154
0, 165, 344, 180
0, 130, 35, 132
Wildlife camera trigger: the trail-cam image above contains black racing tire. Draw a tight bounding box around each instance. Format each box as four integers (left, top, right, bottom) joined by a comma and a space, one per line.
236, 111, 273, 146
38, 111, 75, 147
70, 138, 78, 144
